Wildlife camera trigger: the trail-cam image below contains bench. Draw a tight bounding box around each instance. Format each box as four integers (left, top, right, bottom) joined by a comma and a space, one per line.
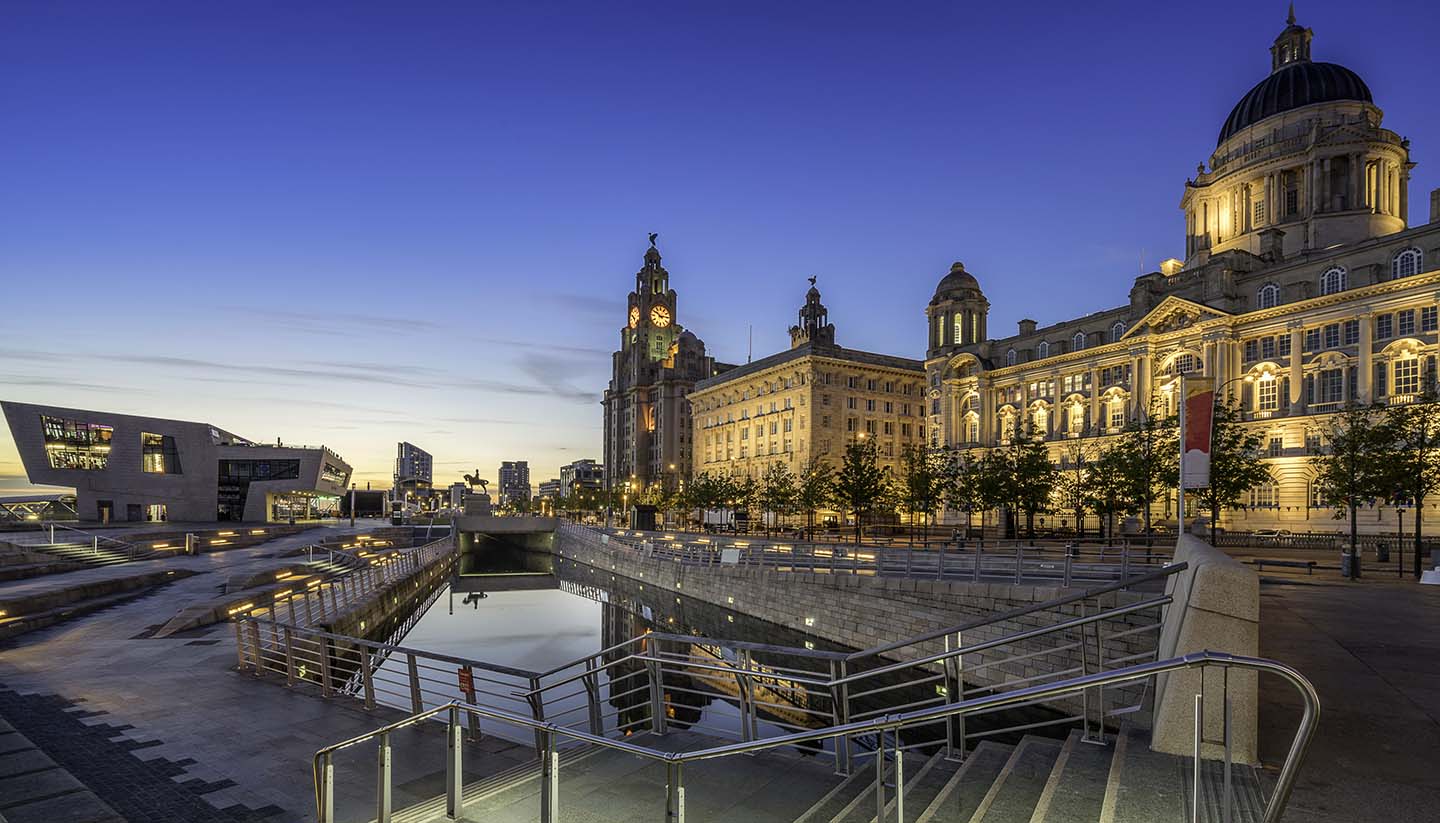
1245, 558, 1317, 574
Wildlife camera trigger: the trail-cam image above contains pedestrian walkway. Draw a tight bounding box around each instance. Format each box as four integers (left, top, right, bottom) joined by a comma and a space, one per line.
0, 526, 525, 822
1257, 575, 1440, 822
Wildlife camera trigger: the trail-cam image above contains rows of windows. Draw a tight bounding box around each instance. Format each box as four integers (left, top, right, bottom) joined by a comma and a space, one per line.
40, 415, 113, 471
1255, 248, 1424, 309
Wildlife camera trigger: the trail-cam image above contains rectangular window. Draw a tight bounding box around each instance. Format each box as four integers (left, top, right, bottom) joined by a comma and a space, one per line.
866, 419, 877, 433
141, 433, 183, 474
883, 421, 893, 435
1398, 309, 1416, 336
1268, 436, 1284, 457
1323, 323, 1340, 349
846, 418, 856, 432
1254, 199, 1265, 225
1279, 334, 1291, 356
1304, 328, 1320, 351
1244, 340, 1258, 362
1375, 314, 1393, 340
847, 376, 859, 389
1394, 358, 1420, 395
1260, 337, 1276, 360
846, 397, 856, 410
1258, 378, 1279, 410
1423, 307, 1438, 332
1343, 320, 1359, 345
865, 399, 876, 412
884, 381, 893, 393
883, 401, 893, 414
901, 423, 911, 437
39, 415, 113, 471
867, 379, 877, 391
1318, 368, 1343, 404
783, 419, 792, 432
1109, 402, 1125, 429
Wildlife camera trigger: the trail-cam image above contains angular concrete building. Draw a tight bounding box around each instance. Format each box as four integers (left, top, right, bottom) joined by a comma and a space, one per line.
2, 401, 352, 523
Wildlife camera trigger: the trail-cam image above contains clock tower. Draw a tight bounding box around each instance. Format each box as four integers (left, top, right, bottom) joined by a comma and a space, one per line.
603, 238, 729, 502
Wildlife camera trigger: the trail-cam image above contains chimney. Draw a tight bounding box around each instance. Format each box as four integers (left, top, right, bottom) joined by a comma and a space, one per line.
1430, 188, 1440, 224
1018, 318, 1037, 336
1259, 227, 1286, 261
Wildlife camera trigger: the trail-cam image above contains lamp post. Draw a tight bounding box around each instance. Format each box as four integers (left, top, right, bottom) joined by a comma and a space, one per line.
1397, 505, 1406, 578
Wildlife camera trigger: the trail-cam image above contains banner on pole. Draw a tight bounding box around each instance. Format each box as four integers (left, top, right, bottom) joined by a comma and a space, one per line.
1181, 382, 1214, 489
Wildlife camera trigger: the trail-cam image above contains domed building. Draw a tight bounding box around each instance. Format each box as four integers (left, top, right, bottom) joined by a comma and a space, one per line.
925, 9, 1440, 536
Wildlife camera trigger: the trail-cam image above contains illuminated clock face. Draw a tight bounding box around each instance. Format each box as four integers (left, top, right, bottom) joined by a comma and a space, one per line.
650, 305, 672, 328
628, 307, 640, 329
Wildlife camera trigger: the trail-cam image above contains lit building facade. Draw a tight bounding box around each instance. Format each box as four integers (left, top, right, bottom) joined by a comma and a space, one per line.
690, 280, 926, 482
560, 459, 604, 495
497, 460, 531, 506
393, 441, 433, 493
2, 401, 352, 523
925, 12, 1440, 533
602, 241, 730, 496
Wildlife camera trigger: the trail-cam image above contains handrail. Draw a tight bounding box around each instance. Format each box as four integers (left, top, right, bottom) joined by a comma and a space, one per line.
47, 522, 138, 551
245, 616, 542, 680
313, 650, 1319, 823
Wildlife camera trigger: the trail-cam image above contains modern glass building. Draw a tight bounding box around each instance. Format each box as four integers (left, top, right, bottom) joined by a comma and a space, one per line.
2, 401, 352, 523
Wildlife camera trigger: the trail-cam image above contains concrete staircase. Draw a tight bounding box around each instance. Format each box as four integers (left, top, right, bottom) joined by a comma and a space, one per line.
24, 542, 135, 568
388, 725, 1266, 823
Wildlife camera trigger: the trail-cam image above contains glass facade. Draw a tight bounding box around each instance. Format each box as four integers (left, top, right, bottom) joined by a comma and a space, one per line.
216, 459, 301, 521
40, 414, 113, 470
141, 432, 183, 474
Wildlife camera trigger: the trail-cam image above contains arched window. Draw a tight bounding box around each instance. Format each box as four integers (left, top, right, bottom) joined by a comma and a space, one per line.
1256, 282, 1280, 309
1319, 267, 1347, 296
1037, 341, 1050, 359
1169, 353, 1199, 375
1110, 321, 1126, 342
1005, 349, 1017, 367
1032, 406, 1048, 434
1393, 248, 1423, 279
1072, 332, 1086, 351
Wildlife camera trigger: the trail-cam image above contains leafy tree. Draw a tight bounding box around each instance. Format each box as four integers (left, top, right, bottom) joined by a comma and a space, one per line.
685, 471, 733, 513
1054, 441, 1100, 538
1107, 399, 1178, 536
832, 439, 892, 544
1191, 396, 1272, 541
943, 449, 987, 541
756, 461, 798, 536
795, 460, 836, 540
1089, 443, 1130, 541
1378, 382, 1440, 577
1311, 403, 1389, 555
897, 444, 951, 545
1008, 424, 1056, 540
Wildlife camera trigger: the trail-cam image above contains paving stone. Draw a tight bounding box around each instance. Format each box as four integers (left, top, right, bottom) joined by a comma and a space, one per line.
0, 789, 126, 823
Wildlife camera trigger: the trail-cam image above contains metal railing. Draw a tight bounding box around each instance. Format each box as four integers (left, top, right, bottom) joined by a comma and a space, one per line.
570, 524, 1171, 588
239, 558, 1187, 780
312, 650, 1318, 823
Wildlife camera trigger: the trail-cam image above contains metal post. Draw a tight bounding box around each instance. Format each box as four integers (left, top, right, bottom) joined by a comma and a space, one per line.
318, 751, 334, 823
248, 620, 263, 674
1193, 693, 1203, 823
666, 761, 685, 823
1224, 692, 1234, 823
92, 536, 98, 555
582, 660, 603, 735
1121, 545, 1130, 586
875, 732, 887, 822
895, 737, 906, 823
829, 659, 851, 776
973, 545, 982, 582
234, 620, 248, 671
1063, 554, 1073, 587
1014, 545, 1023, 584
539, 728, 558, 823
937, 543, 945, 580
407, 653, 423, 713
362, 648, 377, 709
647, 656, 667, 734
283, 627, 298, 687
447, 705, 463, 819
376, 731, 392, 823
319, 636, 334, 698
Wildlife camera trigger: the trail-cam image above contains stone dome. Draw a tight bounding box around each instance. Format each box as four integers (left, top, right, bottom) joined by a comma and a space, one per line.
1217, 60, 1372, 146
932, 262, 982, 300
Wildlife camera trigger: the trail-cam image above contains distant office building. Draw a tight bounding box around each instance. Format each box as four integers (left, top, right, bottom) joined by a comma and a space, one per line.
602, 239, 732, 497
497, 461, 531, 506
394, 442, 433, 492
559, 459, 603, 495
1, 401, 352, 523
537, 479, 562, 500
447, 482, 467, 509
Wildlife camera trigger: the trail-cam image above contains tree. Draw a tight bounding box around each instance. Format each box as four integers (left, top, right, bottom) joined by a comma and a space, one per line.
944, 449, 987, 541
1054, 441, 1100, 538
756, 461, 798, 537
795, 460, 835, 540
1378, 382, 1440, 577
1191, 396, 1272, 541
1089, 443, 1130, 541
897, 444, 951, 545
1008, 424, 1056, 540
831, 439, 892, 544
1311, 403, 1389, 556
1107, 399, 1178, 535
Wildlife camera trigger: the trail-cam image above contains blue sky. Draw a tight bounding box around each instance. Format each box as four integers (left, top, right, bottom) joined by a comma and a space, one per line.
3, 0, 1438, 493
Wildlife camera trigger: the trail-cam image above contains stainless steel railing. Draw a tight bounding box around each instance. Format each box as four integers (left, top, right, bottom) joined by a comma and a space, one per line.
564, 523, 1171, 588
312, 650, 1318, 823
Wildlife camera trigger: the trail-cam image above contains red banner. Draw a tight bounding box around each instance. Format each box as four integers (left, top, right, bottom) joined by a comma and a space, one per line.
1182, 384, 1213, 489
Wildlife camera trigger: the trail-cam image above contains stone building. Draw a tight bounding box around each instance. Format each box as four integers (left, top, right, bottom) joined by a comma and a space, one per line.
602, 241, 730, 496
926, 11, 1440, 533
690, 280, 926, 482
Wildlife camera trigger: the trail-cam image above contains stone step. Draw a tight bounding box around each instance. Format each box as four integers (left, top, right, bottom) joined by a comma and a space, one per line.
1029, 730, 1114, 823
1098, 726, 1185, 823
968, 736, 1065, 823
829, 751, 929, 823
878, 750, 963, 823
793, 763, 875, 823
915, 742, 1015, 823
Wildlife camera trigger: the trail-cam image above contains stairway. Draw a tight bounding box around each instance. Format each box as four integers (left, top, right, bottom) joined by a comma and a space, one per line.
29, 542, 135, 567
382, 724, 1267, 823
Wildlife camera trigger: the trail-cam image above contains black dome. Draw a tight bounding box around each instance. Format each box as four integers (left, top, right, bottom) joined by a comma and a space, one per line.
1217, 61, 1371, 146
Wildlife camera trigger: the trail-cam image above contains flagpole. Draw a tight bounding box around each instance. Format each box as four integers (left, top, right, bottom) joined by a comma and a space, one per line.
1176, 373, 1185, 535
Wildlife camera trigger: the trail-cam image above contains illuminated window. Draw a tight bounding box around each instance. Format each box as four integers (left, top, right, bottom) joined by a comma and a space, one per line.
1423, 307, 1438, 332
1171, 353, 1199, 374
1110, 321, 1125, 342
141, 433, 182, 474
1256, 283, 1280, 309
1258, 377, 1278, 410
1398, 310, 1416, 337
40, 415, 113, 471
1249, 483, 1276, 508
1032, 407, 1048, 433
1108, 398, 1125, 429
1393, 248, 1422, 279
1317, 369, 1343, 404
1319, 267, 1347, 295
1394, 358, 1420, 396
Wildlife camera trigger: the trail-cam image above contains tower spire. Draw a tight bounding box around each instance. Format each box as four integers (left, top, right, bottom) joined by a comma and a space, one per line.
1287, 2, 1295, 25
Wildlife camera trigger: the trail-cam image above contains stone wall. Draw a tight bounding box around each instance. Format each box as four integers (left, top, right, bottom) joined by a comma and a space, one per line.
1151, 534, 1260, 764
555, 525, 1163, 718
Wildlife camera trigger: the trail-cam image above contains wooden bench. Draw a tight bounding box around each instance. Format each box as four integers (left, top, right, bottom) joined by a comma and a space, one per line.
1245, 558, 1318, 574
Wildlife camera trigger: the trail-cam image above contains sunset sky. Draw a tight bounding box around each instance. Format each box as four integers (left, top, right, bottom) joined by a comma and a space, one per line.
4, 0, 1438, 494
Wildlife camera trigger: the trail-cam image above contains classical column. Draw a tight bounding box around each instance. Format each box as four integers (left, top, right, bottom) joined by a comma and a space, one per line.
1320, 156, 1331, 211
1288, 321, 1305, 412
1358, 312, 1373, 403
1399, 164, 1410, 222
1088, 367, 1100, 433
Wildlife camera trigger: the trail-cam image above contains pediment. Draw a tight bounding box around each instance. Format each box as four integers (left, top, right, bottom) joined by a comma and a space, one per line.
1122, 297, 1231, 339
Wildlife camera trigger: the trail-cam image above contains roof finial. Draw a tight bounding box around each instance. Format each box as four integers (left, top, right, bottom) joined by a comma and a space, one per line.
1287, 2, 1295, 25
808, 275, 816, 286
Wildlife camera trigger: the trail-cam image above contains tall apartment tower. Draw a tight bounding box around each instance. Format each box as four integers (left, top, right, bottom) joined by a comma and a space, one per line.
602, 239, 729, 496
496, 460, 531, 506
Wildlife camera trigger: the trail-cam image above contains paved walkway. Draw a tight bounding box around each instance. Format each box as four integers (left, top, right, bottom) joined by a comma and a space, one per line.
0, 527, 528, 822
1256, 574, 1440, 822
